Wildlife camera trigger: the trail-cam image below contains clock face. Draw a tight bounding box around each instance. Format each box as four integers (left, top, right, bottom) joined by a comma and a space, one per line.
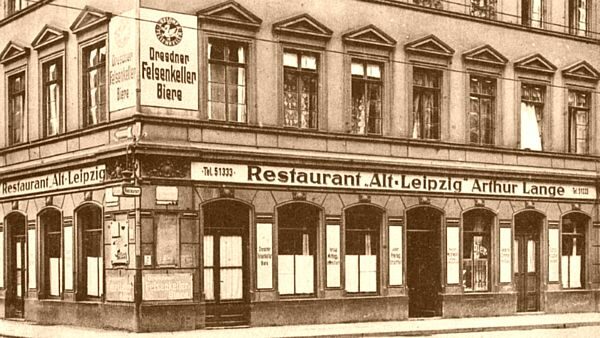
154, 16, 183, 46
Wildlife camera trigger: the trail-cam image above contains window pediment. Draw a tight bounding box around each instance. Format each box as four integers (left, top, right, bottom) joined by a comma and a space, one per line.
563, 60, 600, 82
0, 41, 30, 65
514, 53, 557, 75
70, 6, 110, 34
462, 44, 507, 67
342, 24, 396, 49
197, 0, 262, 30
404, 34, 454, 58
273, 13, 332, 40
32, 25, 68, 50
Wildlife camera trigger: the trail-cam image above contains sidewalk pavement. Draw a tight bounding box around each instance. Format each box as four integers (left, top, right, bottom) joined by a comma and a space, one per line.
1, 312, 600, 338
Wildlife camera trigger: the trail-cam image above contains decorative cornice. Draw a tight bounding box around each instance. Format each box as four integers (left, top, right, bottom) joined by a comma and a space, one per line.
404, 34, 454, 58
462, 44, 508, 67
0, 41, 29, 65
562, 60, 600, 82
342, 24, 396, 49
70, 5, 111, 34
197, 0, 262, 30
273, 13, 333, 40
31, 25, 68, 50
514, 53, 557, 74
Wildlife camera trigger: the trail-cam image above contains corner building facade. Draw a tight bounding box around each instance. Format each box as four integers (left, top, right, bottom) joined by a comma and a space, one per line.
1, 0, 600, 332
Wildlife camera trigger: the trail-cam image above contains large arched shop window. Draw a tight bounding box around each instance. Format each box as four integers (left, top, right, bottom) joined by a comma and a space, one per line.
562, 212, 588, 289
462, 209, 494, 292
345, 205, 381, 293
77, 204, 103, 299
277, 203, 320, 296
39, 209, 62, 297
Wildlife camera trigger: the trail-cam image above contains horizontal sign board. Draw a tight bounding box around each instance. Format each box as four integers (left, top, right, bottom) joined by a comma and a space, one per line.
113, 184, 142, 197
191, 162, 596, 200
1, 165, 106, 198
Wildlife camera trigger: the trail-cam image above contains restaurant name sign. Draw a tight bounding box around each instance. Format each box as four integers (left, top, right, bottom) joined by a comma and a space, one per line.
191, 162, 596, 200
0, 165, 106, 198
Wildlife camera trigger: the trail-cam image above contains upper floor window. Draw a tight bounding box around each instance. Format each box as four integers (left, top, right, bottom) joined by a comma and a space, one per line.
568, 90, 590, 154
8, 72, 25, 146
42, 58, 63, 137
8, 0, 31, 15
413, 68, 441, 140
83, 41, 107, 127
208, 39, 247, 123
520, 83, 544, 150
470, 0, 497, 19
283, 50, 318, 129
469, 75, 496, 145
522, 0, 542, 27
569, 0, 588, 36
351, 61, 382, 135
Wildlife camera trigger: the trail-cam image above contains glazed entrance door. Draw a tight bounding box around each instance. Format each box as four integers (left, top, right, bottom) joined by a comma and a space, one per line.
204, 229, 248, 326
407, 208, 442, 318
9, 231, 26, 318
515, 230, 539, 312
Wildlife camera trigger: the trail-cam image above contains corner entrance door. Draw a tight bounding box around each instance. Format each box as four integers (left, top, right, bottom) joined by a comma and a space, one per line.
515, 215, 541, 312
7, 215, 26, 318
203, 201, 250, 327
407, 208, 442, 317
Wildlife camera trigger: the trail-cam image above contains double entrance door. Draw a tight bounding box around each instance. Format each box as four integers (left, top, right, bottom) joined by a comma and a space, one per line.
514, 217, 541, 312
203, 227, 249, 327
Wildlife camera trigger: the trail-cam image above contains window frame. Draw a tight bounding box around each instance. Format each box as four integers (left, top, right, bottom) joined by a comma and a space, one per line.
41, 55, 64, 138
281, 48, 321, 130
567, 89, 591, 154
412, 67, 443, 140
39, 208, 63, 299
206, 38, 249, 124
80, 38, 107, 128
343, 205, 382, 296
462, 210, 494, 293
519, 82, 547, 151
6, 69, 26, 146
521, 0, 544, 28
76, 204, 103, 301
350, 59, 384, 135
560, 213, 588, 289
8, 0, 31, 15
467, 74, 497, 146
569, 0, 590, 36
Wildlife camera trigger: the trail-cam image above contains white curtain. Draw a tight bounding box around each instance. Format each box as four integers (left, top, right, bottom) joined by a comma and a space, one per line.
531, 0, 542, 27
520, 102, 542, 150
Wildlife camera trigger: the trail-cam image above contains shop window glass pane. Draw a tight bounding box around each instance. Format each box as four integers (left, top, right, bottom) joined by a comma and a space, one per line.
155, 214, 178, 266
278, 255, 295, 295
49, 258, 61, 296
345, 255, 359, 293
463, 211, 492, 292
345, 206, 380, 294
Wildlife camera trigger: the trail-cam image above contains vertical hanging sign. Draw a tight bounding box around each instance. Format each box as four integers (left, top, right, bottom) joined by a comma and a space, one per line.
139, 8, 198, 110
109, 10, 137, 112
388, 226, 403, 285
326, 225, 341, 288
446, 227, 460, 284
256, 223, 273, 289
500, 227, 512, 283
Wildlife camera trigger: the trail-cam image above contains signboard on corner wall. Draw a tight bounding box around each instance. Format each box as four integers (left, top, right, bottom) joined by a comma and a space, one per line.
108, 9, 137, 112
139, 8, 198, 110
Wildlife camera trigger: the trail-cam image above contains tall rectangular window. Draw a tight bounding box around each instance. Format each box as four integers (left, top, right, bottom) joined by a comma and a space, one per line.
562, 215, 586, 289
469, 75, 495, 145
208, 39, 247, 123
520, 83, 544, 150
9, 0, 30, 14
351, 61, 382, 135
568, 90, 590, 154
283, 50, 318, 129
8, 72, 25, 146
42, 58, 63, 137
83, 41, 107, 127
522, 0, 542, 27
569, 0, 588, 36
463, 211, 493, 292
413, 68, 441, 140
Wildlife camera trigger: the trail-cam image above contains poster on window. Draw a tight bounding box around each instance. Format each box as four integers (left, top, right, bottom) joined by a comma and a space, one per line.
139, 8, 198, 110
326, 225, 341, 288
388, 226, 403, 286
109, 9, 137, 112
446, 227, 460, 284
256, 223, 273, 289
64, 226, 73, 290
110, 221, 129, 265
499, 227, 512, 283
28, 228, 36, 289
548, 228, 559, 282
